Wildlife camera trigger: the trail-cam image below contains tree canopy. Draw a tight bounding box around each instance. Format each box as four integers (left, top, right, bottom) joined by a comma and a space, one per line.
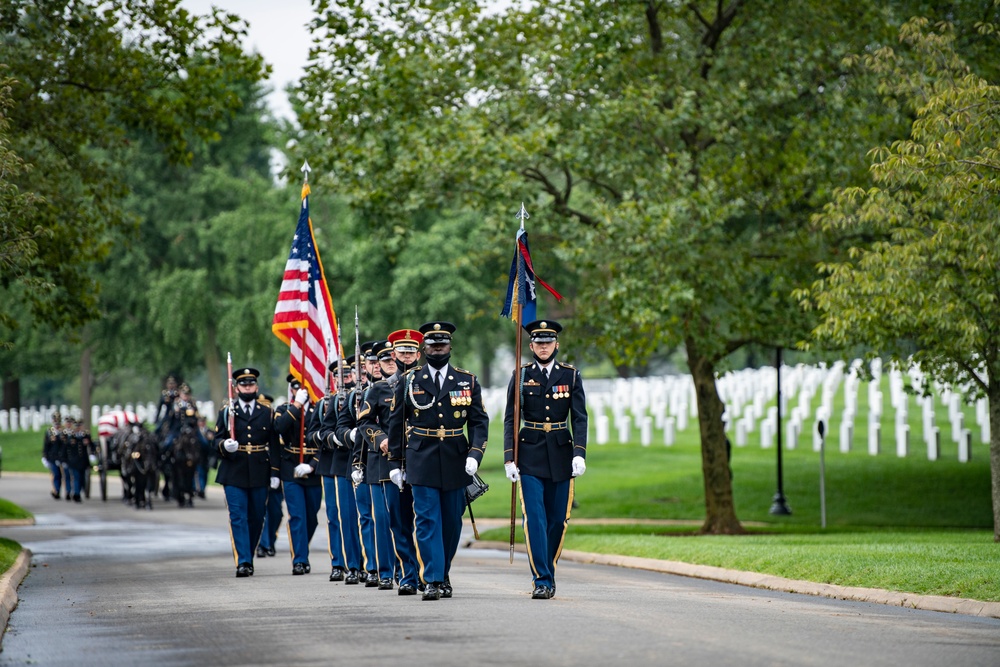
297, 0, 928, 532
803, 17, 1000, 540
0, 0, 268, 335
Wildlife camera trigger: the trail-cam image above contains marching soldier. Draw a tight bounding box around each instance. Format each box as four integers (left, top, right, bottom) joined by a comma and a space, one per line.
340, 340, 382, 586
155, 375, 179, 436
215, 367, 276, 578
64, 419, 91, 502
356, 340, 399, 591
42, 412, 65, 500
273, 374, 322, 575
257, 390, 284, 560
310, 358, 363, 584
503, 320, 588, 599
358, 332, 422, 596
386, 321, 489, 600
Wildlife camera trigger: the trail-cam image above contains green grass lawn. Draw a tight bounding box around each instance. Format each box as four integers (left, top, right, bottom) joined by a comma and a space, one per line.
0, 538, 20, 574
0, 497, 32, 522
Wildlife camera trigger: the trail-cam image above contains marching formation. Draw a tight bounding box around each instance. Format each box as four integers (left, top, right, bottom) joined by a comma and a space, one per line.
216, 318, 588, 599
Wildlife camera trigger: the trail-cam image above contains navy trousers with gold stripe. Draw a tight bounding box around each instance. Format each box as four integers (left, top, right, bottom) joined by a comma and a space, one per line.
519, 475, 573, 590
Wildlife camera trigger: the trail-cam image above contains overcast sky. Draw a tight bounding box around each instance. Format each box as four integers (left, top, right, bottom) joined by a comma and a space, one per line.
181, 0, 313, 121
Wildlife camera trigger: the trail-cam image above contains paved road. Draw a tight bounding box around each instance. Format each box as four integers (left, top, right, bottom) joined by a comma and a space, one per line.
1, 473, 998, 667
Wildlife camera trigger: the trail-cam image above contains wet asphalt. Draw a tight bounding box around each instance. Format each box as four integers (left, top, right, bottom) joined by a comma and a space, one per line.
0, 473, 998, 667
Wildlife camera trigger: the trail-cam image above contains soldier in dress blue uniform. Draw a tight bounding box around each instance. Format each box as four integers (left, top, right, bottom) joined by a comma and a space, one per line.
42, 412, 65, 500
359, 330, 423, 596
273, 374, 322, 575
215, 367, 276, 578
309, 357, 362, 584
257, 390, 283, 560
356, 339, 400, 591
503, 320, 588, 599
339, 340, 381, 585
387, 321, 489, 601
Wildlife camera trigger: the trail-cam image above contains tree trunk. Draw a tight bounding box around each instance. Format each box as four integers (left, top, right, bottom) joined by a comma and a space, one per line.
2, 377, 20, 411
80, 345, 93, 430
686, 336, 745, 535
203, 326, 223, 413
989, 381, 1000, 543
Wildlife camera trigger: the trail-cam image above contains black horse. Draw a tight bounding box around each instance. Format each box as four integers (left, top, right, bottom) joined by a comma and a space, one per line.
118, 424, 159, 510
171, 421, 202, 508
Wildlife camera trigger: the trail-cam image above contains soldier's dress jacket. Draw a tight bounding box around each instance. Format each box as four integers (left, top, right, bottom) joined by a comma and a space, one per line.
43, 427, 63, 463
357, 375, 402, 483
503, 360, 587, 482
65, 431, 93, 471
273, 402, 321, 487
309, 392, 353, 478
336, 386, 374, 484
387, 364, 488, 491
214, 400, 277, 488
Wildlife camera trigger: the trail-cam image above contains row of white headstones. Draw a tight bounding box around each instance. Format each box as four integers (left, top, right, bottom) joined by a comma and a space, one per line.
5, 360, 988, 463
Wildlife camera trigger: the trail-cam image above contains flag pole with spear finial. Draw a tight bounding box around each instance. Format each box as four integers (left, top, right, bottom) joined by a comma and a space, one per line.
297, 160, 311, 465
508, 203, 530, 563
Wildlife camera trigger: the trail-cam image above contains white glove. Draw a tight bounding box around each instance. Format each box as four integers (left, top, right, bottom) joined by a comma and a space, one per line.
294, 388, 309, 405
349, 427, 358, 442
294, 463, 313, 478
389, 468, 404, 490
42, 457, 50, 468
327, 432, 342, 448
223, 438, 239, 453
465, 457, 478, 476
351, 468, 364, 484
504, 461, 520, 483
270, 476, 280, 489
571, 456, 586, 477
88, 454, 98, 466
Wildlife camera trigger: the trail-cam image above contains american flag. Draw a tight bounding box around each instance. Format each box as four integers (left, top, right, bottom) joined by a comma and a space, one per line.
272, 182, 340, 401
500, 226, 561, 324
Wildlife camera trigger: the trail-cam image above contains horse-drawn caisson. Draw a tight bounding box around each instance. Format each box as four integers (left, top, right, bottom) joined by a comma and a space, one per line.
97, 410, 160, 507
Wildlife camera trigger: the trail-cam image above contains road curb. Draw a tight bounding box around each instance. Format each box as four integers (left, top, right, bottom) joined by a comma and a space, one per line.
0, 548, 32, 647
470, 541, 1000, 619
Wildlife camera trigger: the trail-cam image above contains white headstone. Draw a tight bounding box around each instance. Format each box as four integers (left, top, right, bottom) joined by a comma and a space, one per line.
662, 417, 675, 446
596, 414, 609, 445
640, 417, 652, 447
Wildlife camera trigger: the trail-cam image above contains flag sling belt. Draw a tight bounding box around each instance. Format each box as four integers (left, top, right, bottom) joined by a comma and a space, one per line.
523, 420, 568, 432
410, 427, 464, 440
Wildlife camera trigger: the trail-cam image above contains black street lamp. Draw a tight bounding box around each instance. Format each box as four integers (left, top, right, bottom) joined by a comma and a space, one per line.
770, 346, 792, 516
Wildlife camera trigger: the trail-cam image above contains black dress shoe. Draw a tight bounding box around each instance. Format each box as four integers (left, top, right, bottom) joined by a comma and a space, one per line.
357, 570, 368, 583
256, 546, 268, 558
422, 583, 441, 601
330, 567, 345, 582
345, 569, 360, 585
365, 572, 379, 587
531, 585, 553, 600
51, 491, 60, 500
378, 578, 394, 590
304, 563, 311, 574
248, 563, 254, 576
236, 564, 252, 578
398, 583, 417, 596
292, 562, 308, 575
417, 582, 426, 593
266, 547, 276, 557
440, 576, 452, 598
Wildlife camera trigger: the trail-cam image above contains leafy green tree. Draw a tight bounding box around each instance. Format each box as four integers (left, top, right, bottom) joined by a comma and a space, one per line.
297, 0, 932, 532
0, 0, 267, 332
803, 18, 1000, 540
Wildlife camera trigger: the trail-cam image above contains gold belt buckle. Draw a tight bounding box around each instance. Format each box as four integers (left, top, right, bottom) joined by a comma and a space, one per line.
543, 422, 552, 432
436, 427, 446, 440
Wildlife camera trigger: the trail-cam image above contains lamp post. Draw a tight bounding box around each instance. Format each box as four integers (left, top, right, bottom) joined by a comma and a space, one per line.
770, 346, 792, 515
